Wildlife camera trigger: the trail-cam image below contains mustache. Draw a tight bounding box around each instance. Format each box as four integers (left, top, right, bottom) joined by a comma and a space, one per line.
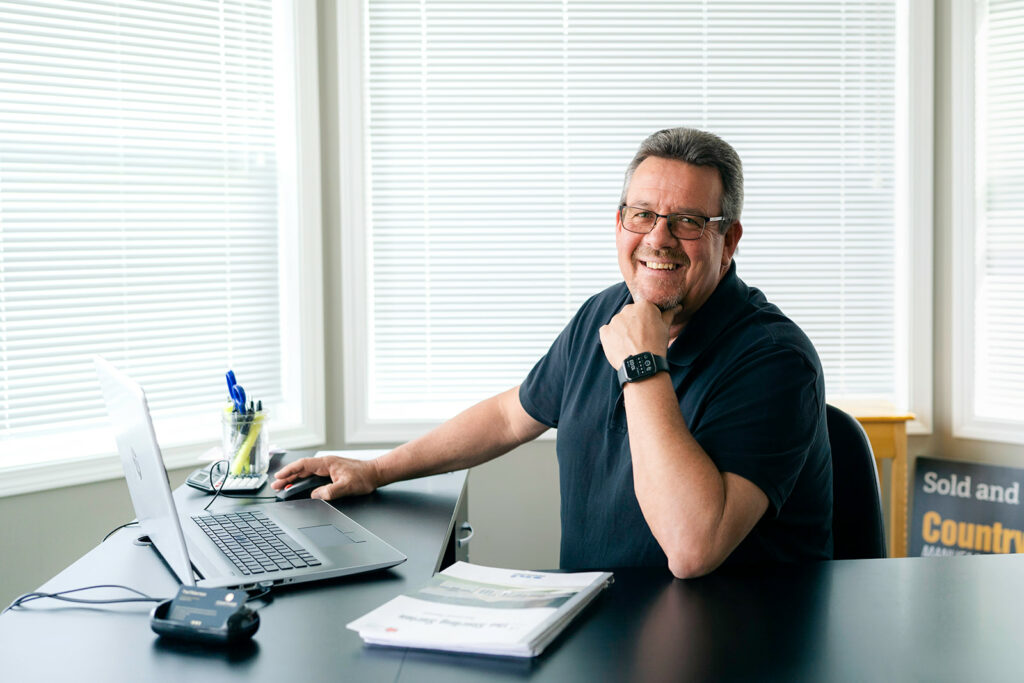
633, 248, 689, 265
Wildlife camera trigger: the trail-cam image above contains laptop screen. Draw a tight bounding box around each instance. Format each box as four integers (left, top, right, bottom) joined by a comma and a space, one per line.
94, 356, 196, 586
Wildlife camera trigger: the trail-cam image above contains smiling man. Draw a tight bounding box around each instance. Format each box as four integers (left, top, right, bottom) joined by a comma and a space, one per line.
274, 128, 833, 577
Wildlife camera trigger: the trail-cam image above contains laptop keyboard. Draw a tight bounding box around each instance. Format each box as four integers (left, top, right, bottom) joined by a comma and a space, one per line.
192, 510, 322, 576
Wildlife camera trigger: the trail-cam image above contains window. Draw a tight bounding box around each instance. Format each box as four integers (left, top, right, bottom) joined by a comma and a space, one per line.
953, 0, 1024, 443
341, 1, 932, 442
0, 0, 324, 495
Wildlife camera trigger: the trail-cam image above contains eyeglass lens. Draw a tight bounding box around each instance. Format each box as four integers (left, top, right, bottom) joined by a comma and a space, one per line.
620, 206, 704, 240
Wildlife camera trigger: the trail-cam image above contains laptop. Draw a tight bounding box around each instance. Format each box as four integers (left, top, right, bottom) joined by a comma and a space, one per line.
94, 356, 406, 589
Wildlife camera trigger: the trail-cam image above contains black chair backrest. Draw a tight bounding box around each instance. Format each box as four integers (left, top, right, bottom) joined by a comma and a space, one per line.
827, 404, 887, 559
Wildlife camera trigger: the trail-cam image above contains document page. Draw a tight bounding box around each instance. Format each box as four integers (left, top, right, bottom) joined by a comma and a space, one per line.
347, 562, 612, 657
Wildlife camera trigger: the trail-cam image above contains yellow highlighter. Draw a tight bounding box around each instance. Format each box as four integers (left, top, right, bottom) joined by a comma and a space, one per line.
230, 412, 264, 475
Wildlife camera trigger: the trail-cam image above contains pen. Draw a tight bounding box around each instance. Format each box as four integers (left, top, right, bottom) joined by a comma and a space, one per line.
248, 402, 256, 472
230, 400, 267, 476
233, 411, 264, 475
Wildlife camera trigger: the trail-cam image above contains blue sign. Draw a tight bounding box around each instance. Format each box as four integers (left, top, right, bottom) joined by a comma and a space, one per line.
911, 456, 1024, 556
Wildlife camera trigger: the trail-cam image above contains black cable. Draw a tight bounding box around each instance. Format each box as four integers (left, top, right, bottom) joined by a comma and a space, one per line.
246, 586, 272, 602
3, 584, 167, 614
5, 583, 274, 615
202, 459, 231, 511
103, 485, 270, 541
244, 585, 274, 609
101, 520, 140, 543
203, 459, 278, 508
216, 493, 277, 500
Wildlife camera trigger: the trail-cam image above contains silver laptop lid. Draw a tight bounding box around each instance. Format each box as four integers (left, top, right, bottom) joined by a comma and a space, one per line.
94, 356, 196, 586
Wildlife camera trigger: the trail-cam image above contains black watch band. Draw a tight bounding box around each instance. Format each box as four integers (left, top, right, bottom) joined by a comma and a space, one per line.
617, 352, 669, 387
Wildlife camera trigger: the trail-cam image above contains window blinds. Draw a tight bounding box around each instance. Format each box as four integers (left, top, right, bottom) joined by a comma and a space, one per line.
364, 0, 898, 422
0, 0, 284, 458
973, 0, 1024, 422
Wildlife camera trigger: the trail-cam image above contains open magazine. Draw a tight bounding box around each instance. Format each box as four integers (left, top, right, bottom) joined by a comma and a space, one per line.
347, 562, 614, 658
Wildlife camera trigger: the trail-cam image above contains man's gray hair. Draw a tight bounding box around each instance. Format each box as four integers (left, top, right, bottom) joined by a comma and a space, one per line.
619, 128, 744, 231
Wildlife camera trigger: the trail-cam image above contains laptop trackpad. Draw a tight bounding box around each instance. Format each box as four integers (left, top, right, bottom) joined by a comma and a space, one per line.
300, 524, 355, 547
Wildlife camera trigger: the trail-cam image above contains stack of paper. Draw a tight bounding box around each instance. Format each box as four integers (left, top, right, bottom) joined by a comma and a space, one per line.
347, 562, 613, 658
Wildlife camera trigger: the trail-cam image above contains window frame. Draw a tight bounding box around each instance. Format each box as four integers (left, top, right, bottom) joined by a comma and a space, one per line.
899, 0, 935, 436
0, 0, 325, 497
951, 0, 1024, 445
339, 1, 934, 444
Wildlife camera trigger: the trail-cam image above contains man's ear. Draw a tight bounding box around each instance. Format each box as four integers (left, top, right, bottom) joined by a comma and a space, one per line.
721, 220, 743, 270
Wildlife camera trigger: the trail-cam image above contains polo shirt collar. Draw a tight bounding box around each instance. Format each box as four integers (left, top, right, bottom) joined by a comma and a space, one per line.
665, 260, 746, 366
617, 261, 747, 367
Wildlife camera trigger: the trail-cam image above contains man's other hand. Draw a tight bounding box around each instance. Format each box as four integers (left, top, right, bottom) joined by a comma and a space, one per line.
599, 297, 680, 369
270, 456, 382, 501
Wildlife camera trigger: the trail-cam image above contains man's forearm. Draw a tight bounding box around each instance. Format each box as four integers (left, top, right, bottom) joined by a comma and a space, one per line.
623, 375, 767, 577
624, 376, 727, 552
373, 386, 546, 487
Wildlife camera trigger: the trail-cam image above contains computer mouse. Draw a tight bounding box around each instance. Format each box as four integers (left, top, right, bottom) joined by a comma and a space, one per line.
275, 475, 333, 501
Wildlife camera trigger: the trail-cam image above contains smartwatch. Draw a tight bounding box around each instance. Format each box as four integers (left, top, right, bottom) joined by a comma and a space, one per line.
617, 352, 669, 387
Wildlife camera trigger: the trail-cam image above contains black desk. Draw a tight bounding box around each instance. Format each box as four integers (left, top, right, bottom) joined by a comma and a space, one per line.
0, 464, 468, 682
389, 555, 1024, 683
4, 468, 1023, 682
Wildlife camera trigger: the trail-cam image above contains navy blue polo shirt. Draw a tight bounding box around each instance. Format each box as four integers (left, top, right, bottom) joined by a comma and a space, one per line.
519, 262, 833, 571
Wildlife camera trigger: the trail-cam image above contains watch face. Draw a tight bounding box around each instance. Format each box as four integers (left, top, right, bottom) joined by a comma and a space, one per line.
624, 352, 657, 380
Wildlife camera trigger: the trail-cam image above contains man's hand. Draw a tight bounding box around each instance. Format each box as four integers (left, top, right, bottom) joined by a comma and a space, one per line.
270, 456, 382, 501
599, 297, 681, 369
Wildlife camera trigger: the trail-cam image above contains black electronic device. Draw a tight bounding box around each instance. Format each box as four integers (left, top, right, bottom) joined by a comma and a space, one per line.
616, 352, 669, 386
151, 586, 259, 646
275, 475, 333, 501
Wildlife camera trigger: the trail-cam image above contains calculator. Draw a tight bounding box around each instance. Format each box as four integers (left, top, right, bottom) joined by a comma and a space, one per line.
186, 466, 268, 493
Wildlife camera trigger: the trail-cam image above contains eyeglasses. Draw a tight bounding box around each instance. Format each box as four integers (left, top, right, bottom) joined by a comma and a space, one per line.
618, 204, 724, 241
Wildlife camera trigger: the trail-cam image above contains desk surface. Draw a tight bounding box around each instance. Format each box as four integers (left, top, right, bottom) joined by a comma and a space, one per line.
0, 463, 468, 683
4, 466, 1023, 682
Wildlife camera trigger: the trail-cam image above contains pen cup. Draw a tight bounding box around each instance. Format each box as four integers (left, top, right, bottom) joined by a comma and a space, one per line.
221, 406, 269, 476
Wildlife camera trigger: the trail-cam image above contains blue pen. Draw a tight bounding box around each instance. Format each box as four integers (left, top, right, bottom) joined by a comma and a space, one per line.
232, 384, 246, 415
226, 370, 246, 413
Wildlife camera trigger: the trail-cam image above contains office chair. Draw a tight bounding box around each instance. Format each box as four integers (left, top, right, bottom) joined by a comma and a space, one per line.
827, 404, 887, 559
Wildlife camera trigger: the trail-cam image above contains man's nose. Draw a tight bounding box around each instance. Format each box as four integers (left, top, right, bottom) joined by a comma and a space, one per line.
644, 215, 679, 248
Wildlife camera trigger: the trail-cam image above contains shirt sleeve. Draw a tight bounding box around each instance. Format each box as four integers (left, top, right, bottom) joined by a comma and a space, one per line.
691, 344, 825, 516
518, 313, 578, 429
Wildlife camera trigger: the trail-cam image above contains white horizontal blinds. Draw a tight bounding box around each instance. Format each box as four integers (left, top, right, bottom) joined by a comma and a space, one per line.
0, 0, 282, 443
365, 0, 897, 421
973, 0, 1024, 421
716, 2, 897, 398
367, 0, 618, 420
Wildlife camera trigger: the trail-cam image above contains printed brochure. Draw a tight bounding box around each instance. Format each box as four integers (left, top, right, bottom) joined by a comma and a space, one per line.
346, 562, 613, 658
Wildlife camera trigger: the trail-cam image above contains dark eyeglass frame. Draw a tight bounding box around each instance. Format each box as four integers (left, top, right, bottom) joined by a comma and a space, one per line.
618, 204, 724, 241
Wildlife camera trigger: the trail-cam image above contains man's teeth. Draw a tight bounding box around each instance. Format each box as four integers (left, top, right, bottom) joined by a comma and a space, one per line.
645, 261, 676, 270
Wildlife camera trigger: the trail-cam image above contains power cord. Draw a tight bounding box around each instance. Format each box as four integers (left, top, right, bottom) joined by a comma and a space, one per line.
201, 460, 278, 511
4, 583, 276, 615
203, 459, 231, 511
245, 584, 274, 609
217, 493, 278, 500
3, 584, 166, 614
102, 521, 140, 543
